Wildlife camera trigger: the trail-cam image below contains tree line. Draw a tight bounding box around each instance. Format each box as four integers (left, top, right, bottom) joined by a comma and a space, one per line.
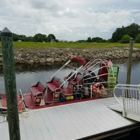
0, 23, 140, 43
82, 23, 140, 43
111, 23, 140, 43
0, 32, 57, 42
12, 33, 57, 42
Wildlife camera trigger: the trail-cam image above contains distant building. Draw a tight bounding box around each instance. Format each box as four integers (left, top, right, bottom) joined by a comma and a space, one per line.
51, 39, 54, 44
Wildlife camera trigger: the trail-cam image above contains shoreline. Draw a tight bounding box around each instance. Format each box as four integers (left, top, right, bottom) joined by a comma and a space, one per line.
0, 47, 140, 65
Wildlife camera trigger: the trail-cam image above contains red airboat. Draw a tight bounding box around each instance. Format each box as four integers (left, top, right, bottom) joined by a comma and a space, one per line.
0, 57, 119, 111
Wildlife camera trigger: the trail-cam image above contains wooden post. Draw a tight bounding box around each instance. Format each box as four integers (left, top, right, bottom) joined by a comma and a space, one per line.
1, 27, 21, 140
126, 38, 133, 84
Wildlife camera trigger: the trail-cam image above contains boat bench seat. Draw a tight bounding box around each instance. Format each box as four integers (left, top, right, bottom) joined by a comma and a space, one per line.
30, 81, 46, 106
46, 79, 61, 92
30, 81, 46, 97
46, 78, 62, 101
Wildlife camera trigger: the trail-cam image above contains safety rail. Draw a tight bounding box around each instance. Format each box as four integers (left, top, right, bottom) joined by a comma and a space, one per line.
17, 89, 27, 109
114, 84, 140, 122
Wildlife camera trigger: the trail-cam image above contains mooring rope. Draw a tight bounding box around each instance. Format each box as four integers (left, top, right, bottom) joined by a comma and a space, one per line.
20, 111, 29, 118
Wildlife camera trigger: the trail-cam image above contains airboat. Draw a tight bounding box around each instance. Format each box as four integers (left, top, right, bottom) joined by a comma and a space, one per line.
0, 57, 119, 111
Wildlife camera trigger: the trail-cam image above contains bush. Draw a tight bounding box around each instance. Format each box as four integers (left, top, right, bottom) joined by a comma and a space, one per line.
135, 34, 140, 43
120, 34, 131, 43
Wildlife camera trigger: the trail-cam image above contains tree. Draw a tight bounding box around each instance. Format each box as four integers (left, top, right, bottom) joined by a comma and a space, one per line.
47, 34, 56, 42
91, 37, 106, 43
135, 34, 140, 43
13, 33, 19, 41
126, 23, 140, 39
18, 35, 26, 41
26, 36, 33, 42
112, 28, 126, 42
107, 38, 112, 42
87, 37, 92, 42
111, 23, 140, 42
33, 33, 47, 42
76, 40, 86, 42
0, 30, 1, 41
120, 34, 130, 43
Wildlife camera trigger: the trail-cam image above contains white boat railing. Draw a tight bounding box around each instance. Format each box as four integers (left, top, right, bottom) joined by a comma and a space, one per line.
114, 84, 140, 122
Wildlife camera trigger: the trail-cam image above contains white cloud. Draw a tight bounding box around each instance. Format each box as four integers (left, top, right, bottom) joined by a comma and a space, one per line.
0, 0, 140, 41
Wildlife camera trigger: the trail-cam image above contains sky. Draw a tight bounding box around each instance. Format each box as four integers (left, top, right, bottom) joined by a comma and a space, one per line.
0, 0, 140, 41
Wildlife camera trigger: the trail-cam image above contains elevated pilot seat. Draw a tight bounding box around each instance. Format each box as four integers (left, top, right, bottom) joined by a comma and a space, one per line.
65, 72, 83, 99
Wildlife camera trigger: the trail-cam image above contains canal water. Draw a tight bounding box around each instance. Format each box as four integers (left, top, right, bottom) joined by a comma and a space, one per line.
0, 58, 140, 93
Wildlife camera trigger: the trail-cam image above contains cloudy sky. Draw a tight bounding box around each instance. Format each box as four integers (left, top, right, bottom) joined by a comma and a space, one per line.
0, 0, 140, 41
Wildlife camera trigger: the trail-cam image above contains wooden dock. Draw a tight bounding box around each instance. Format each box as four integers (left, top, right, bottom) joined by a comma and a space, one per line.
0, 97, 139, 140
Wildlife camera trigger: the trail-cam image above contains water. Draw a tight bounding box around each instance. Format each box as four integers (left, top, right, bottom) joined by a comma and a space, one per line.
0, 59, 140, 93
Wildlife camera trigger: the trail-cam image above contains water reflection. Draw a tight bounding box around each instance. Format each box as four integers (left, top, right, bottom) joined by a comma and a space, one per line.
114, 58, 140, 85
0, 63, 73, 93
0, 59, 140, 93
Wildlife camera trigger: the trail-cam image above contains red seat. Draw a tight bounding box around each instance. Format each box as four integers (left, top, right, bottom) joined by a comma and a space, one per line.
30, 81, 46, 105
61, 87, 73, 95
98, 63, 108, 81
30, 81, 46, 96
69, 77, 82, 85
46, 79, 60, 92
46, 78, 62, 101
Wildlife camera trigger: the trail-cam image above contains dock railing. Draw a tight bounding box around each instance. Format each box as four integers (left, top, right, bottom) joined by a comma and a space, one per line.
114, 84, 140, 122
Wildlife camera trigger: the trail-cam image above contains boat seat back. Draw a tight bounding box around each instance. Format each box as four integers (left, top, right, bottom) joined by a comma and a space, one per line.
46, 77, 62, 101
69, 72, 83, 85
30, 81, 46, 96
30, 81, 46, 106
98, 63, 108, 81
46, 77, 61, 92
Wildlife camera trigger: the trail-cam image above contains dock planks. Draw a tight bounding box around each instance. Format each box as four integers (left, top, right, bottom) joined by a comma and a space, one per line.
0, 97, 138, 140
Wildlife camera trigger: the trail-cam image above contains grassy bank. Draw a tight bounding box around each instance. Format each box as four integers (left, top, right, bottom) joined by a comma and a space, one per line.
0, 42, 140, 49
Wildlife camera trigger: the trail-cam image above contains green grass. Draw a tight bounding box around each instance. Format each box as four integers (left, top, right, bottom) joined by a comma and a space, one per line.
0, 42, 140, 49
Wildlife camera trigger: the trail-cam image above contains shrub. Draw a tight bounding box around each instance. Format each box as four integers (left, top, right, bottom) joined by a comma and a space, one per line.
120, 34, 131, 43
135, 34, 140, 43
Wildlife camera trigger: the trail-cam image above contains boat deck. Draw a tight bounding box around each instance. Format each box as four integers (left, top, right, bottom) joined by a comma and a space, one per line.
0, 97, 139, 140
